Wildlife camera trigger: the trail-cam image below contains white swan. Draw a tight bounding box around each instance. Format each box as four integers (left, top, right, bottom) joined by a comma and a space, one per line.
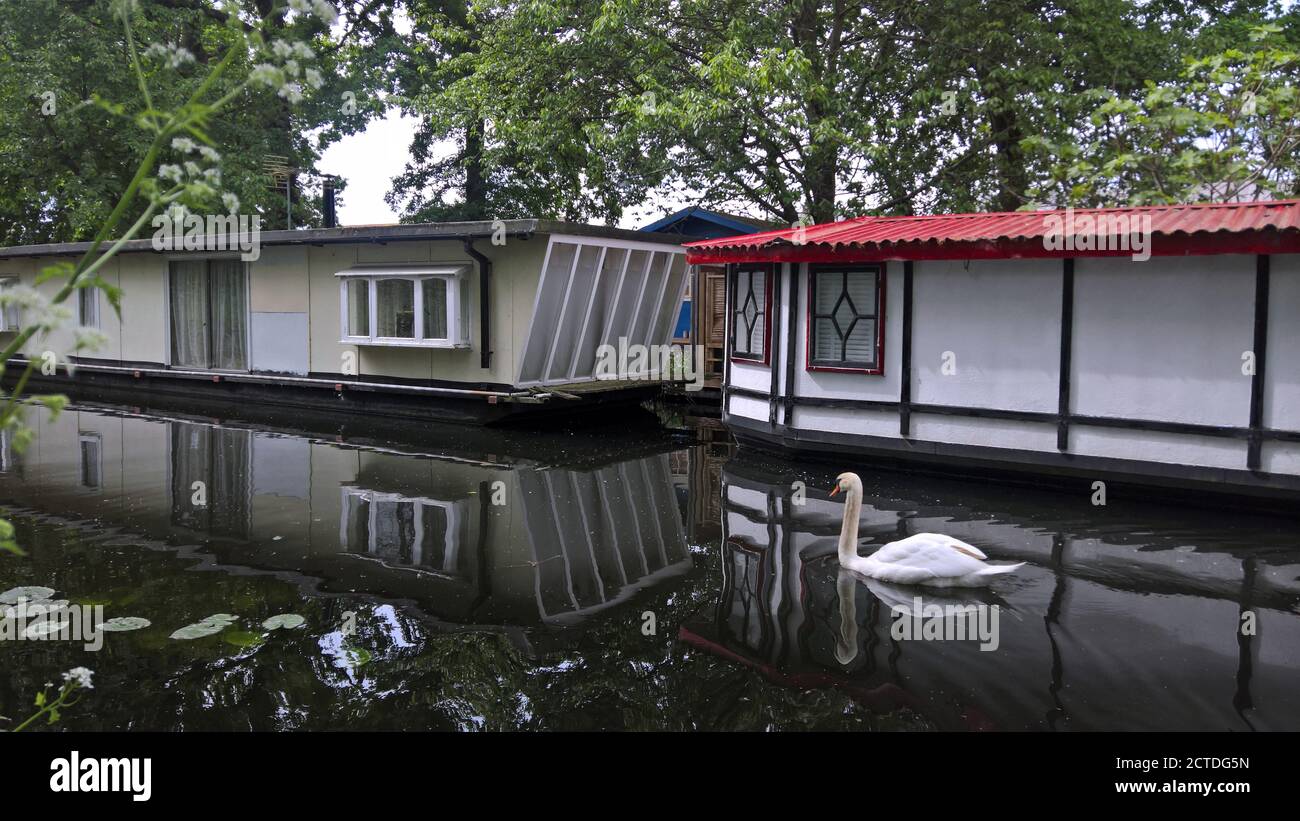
831, 472, 1025, 587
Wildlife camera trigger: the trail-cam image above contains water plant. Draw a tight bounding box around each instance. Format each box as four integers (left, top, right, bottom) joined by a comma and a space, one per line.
9, 667, 93, 732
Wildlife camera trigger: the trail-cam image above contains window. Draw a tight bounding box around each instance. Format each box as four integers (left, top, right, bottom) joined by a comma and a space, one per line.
0, 276, 20, 332
338, 266, 469, 348
808, 264, 884, 374
168, 259, 248, 370
730, 265, 772, 364
78, 284, 99, 329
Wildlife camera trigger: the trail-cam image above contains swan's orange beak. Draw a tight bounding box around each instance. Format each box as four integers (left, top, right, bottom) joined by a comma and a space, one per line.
829, 484, 840, 497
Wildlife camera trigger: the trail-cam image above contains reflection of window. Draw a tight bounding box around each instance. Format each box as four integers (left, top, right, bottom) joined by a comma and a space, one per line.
339, 488, 465, 576
78, 433, 102, 489
730, 265, 771, 364
169, 424, 251, 538
338, 266, 469, 348
808, 265, 884, 374
0, 276, 21, 332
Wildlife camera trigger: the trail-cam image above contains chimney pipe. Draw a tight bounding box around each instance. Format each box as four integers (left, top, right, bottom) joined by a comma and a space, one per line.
323, 180, 338, 229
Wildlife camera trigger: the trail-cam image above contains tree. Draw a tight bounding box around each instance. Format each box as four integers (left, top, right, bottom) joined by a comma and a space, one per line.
1025, 24, 1300, 206
0, 0, 366, 245
378, 0, 1273, 224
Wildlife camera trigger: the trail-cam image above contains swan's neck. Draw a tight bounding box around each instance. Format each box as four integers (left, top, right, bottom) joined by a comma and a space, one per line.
838, 485, 863, 564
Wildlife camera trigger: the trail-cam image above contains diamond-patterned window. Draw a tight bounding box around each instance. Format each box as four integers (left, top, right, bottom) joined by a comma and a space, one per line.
809, 265, 883, 372
730, 265, 771, 363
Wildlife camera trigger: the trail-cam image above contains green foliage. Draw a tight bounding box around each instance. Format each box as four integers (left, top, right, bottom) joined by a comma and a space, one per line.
0, 0, 364, 246
1027, 25, 1300, 206
380, 0, 1279, 223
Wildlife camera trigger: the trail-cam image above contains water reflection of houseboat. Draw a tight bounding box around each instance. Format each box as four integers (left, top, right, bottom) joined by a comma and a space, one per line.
0, 402, 693, 633
682, 458, 1300, 731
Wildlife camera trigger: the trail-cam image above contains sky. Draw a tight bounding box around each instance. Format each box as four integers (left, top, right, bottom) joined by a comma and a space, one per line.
315, 108, 692, 230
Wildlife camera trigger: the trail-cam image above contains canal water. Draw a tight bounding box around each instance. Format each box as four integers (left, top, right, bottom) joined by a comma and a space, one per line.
1, 401, 1298, 731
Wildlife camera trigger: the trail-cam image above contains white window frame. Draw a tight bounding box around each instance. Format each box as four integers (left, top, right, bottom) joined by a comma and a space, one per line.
337, 265, 471, 349
338, 487, 463, 576
0, 275, 21, 332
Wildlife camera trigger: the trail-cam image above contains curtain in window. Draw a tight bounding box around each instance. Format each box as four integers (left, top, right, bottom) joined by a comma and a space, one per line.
347, 279, 369, 336
169, 261, 210, 368
812, 269, 877, 365
733, 268, 766, 358
209, 260, 247, 370
422, 278, 447, 339
377, 279, 415, 337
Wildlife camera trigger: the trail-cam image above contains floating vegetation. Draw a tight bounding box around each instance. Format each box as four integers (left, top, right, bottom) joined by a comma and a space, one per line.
262, 613, 305, 631
0, 586, 56, 605
100, 616, 151, 632
222, 629, 265, 649
170, 613, 239, 640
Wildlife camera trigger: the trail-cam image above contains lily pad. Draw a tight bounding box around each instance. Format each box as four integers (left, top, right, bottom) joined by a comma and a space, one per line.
262, 613, 305, 631
0, 586, 56, 605
170, 621, 227, 640
201, 613, 238, 624
100, 617, 151, 632
24, 618, 72, 639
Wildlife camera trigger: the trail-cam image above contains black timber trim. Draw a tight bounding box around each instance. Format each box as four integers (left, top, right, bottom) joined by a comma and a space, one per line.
1057, 258, 1074, 451
726, 413, 1300, 506
722, 263, 735, 421
768, 263, 782, 427
1248, 254, 1270, 470
783, 262, 800, 425
900, 261, 914, 437
722, 385, 1300, 443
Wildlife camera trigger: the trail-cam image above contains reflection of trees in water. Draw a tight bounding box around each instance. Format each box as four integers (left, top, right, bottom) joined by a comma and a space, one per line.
0, 513, 931, 731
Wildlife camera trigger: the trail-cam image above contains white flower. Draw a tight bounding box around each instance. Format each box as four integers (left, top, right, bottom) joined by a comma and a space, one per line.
222, 192, 241, 214
183, 160, 202, 177
198, 146, 221, 163
289, 0, 311, 11
203, 168, 222, 187
169, 47, 195, 69
158, 164, 184, 183
313, 1, 338, 25
305, 68, 324, 90
271, 39, 294, 59
171, 137, 197, 153
278, 82, 304, 104
74, 327, 110, 353
284, 59, 300, 78
61, 667, 94, 690
166, 203, 190, 222
293, 42, 315, 60
249, 63, 281, 87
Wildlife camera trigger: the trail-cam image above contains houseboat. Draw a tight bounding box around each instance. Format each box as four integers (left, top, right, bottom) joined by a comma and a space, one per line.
0, 220, 689, 425
684, 200, 1300, 503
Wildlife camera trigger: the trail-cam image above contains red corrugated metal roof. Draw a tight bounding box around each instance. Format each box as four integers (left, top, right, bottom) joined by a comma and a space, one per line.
683, 199, 1300, 263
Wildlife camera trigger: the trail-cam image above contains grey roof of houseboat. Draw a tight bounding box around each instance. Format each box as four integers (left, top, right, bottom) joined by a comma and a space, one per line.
0, 218, 687, 260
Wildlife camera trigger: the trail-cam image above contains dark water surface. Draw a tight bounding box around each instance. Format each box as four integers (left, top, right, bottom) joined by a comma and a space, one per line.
1, 401, 1298, 731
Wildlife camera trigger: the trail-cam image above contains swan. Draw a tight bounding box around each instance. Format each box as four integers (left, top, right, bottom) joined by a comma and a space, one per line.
830, 472, 1024, 587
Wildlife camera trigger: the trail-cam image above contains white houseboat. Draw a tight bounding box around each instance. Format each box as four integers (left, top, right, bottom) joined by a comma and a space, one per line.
684, 200, 1300, 503
0, 220, 689, 425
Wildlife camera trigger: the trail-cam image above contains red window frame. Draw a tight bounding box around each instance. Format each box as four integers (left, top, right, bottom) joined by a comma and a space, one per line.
729, 263, 774, 367
805, 263, 886, 375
